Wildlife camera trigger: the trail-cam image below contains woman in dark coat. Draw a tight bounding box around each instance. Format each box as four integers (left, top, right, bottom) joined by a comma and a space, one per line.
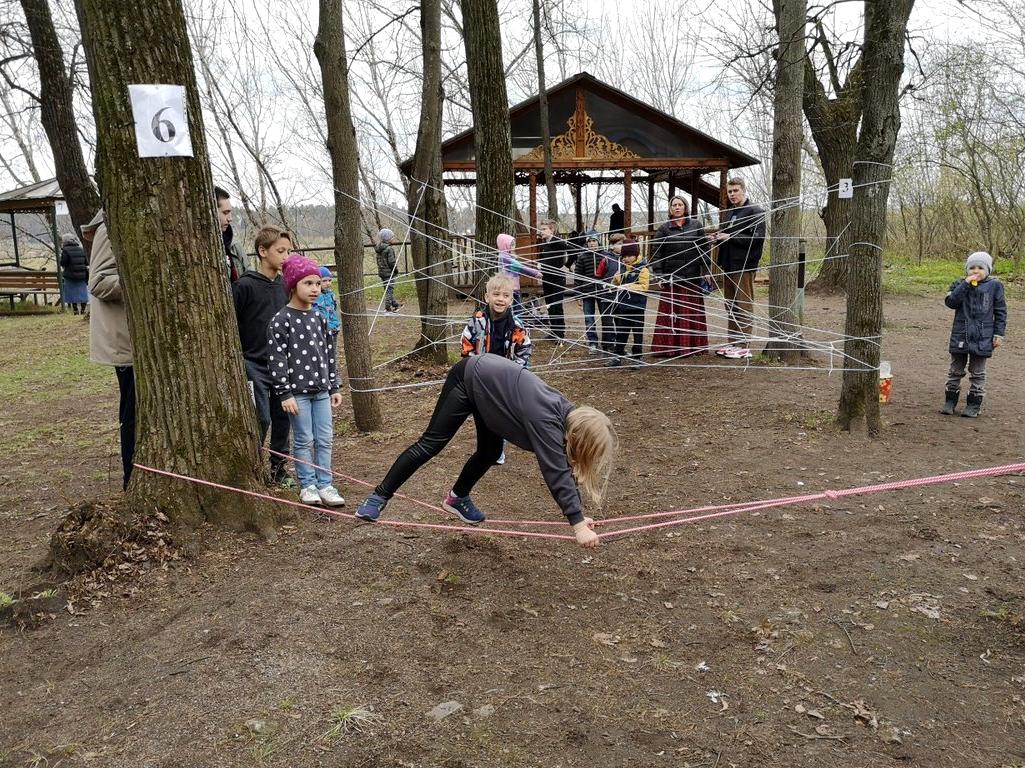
59, 233, 90, 314
649, 196, 711, 356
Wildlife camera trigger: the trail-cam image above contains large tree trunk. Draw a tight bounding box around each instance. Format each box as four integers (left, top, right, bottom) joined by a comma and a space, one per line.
461, 0, 515, 296
767, 0, 806, 363
316, 0, 383, 431
74, 0, 278, 535
21, 0, 100, 238
837, 0, 915, 435
408, 0, 450, 363
533, 0, 557, 219
803, 36, 863, 294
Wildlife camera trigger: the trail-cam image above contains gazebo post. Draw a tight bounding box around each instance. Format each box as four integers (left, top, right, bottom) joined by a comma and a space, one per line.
574, 179, 583, 233
50, 205, 64, 309
528, 172, 538, 233
10, 213, 20, 268
623, 170, 632, 232
647, 178, 655, 230
690, 170, 699, 217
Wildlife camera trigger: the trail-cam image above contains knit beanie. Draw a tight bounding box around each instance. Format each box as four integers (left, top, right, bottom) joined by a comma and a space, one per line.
318, 266, 332, 279
379, 228, 395, 243
621, 239, 640, 260
283, 254, 322, 294
496, 233, 515, 252
585, 229, 600, 244
965, 251, 992, 276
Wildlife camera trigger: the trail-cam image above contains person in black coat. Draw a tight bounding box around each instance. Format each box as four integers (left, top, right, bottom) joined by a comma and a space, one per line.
940, 251, 1007, 417
537, 219, 569, 341
711, 177, 765, 357
59, 233, 90, 314
609, 203, 625, 234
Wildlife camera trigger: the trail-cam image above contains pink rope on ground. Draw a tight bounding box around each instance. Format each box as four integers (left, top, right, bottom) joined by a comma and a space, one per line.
262, 447, 566, 527
596, 461, 1025, 538
133, 463, 574, 541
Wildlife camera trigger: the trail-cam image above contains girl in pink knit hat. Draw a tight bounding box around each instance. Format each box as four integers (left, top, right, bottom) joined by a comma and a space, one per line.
267, 254, 345, 507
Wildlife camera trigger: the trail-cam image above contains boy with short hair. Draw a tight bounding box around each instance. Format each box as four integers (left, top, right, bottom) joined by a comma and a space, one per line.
375, 228, 400, 313
461, 273, 532, 368
233, 225, 292, 484
940, 251, 1007, 417
537, 219, 568, 341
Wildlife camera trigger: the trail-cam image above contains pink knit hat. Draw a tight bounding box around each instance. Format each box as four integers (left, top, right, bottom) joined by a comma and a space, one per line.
496, 233, 515, 252
283, 253, 322, 294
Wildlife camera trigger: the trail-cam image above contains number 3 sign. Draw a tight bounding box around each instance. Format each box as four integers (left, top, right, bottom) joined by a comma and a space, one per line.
128, 84, 194, 158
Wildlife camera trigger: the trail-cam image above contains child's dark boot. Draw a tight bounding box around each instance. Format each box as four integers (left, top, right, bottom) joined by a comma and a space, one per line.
961, 393, 983, 418
940, 389, 959, 415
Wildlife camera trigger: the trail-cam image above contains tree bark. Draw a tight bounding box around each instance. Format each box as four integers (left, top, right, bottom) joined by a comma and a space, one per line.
837, 0, 915, 436
408, 0, 450, 363
21, 0, 100, 238
315, 0, 383, 431
803, 35, 863, 293
767, 0, 806, 363
533, 0, 557, 218
74, 0, 279, 534
461, 0, 515, 295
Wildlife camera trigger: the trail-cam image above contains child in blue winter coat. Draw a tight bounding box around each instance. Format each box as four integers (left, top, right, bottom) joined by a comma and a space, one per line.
313, 266, 341, 339
941, 251, 1007, 418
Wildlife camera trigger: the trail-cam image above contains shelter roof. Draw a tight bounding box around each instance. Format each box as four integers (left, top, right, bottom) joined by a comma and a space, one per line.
400, 71, 759, 176
0, 178, 63, 214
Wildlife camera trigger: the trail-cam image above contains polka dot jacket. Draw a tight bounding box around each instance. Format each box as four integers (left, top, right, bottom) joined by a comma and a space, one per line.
267, 306, 339, 397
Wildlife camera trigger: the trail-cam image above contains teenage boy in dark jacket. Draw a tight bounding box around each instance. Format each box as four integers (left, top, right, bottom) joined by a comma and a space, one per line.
537, 219, 569, 341
940, 251, 1007, 417
712, 177, 765, 358
233, 225, 292, 483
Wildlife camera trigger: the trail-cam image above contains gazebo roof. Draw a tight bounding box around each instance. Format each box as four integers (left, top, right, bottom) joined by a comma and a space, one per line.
400, 71, 759, 177
0, 178, 63, 214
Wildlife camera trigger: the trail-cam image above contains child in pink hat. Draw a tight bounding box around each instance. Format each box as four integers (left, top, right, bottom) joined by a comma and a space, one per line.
268, 253, 345, 507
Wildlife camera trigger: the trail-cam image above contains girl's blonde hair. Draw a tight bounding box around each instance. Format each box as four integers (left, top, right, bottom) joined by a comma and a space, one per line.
565, 406, 618, 509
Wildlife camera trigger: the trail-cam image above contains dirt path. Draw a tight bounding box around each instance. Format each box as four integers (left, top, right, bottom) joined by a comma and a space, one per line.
1, 293, 1024, 767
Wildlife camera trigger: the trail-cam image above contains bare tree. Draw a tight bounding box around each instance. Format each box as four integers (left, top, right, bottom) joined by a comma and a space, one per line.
837, 0, 915, 435
74, 0, 279, 532
460, 0, 514, 295
533, 0, 556, 218
19, 0, 99, 236
766, 0, 806, 363
316, 0, 383, 431
407, 0, 450, 362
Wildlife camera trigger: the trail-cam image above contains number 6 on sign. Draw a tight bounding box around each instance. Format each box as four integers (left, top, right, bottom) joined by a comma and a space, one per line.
128, 84, 194, 158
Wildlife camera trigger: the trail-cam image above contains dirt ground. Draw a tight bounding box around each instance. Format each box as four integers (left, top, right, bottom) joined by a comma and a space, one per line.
1, 290, 1024, 768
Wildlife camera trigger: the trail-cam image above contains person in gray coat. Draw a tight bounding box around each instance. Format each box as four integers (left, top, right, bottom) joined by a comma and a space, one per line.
352, 355, 617, 547
941, 251, 1007, 418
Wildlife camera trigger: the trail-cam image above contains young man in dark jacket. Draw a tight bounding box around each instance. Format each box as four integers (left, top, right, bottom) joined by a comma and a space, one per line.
233, 225, 291, 483
216, 186, 249, 282
537, 219, 569, 341
940, 251, 1007, 417
712, 177, 765, 359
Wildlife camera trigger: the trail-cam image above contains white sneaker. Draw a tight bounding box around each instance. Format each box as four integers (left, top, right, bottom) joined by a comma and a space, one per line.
715, 344, 736, 357
588, 344, 599, 353
300, 485, 321, 505
725, 346, 752, 359
495, 451, 506, 466
318, 485, 346, 506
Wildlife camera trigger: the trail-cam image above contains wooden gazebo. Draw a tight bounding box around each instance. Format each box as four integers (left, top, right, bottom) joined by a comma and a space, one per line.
401, 71, 760, 234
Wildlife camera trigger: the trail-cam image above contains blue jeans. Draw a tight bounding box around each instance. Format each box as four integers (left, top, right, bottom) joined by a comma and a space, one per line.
582, 295, 599, 345
289, 391, 334, 488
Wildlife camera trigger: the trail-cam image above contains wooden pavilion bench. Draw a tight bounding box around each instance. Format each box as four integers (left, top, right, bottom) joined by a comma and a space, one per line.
0, 271, 61, 312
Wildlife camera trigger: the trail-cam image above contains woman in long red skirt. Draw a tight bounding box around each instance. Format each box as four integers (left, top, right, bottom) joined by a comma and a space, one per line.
649, 196, 712, 357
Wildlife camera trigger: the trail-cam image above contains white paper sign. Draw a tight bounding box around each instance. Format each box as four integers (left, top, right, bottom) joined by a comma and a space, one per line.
55, 200, 69, 216
838, 178, 854, 199
128, 84, 193, 158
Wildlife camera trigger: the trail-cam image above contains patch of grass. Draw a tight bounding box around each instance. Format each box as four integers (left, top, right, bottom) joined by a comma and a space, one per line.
322, 704, 383, 739
0, 591, 15, 610
882, 257, 965, 296
0, 314, 110, 402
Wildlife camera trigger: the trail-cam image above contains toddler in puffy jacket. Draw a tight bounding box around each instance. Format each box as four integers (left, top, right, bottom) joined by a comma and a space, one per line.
940, 251, 1007, 418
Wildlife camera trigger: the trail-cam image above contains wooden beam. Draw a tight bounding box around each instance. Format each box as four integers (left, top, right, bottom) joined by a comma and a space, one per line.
690, 170, 699, 216
442, 157, 733, 172
529, 172, 537, 231
647, 177, 655, 229
623, 169, 632, 231
574, 88, 586, 158
574, 180, 583, 232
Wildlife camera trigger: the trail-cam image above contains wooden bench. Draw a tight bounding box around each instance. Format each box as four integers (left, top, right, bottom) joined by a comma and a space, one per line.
0, 271, 62, 312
